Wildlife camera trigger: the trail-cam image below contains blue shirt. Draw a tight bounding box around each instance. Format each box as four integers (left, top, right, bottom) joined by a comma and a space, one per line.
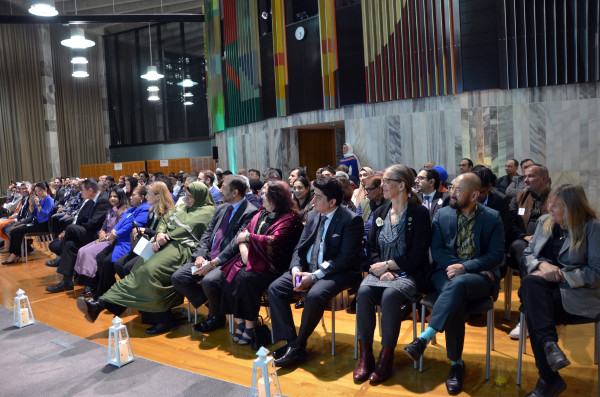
302, 207, 338, 279
210, 185, 222, 204
33, 195, 54, 223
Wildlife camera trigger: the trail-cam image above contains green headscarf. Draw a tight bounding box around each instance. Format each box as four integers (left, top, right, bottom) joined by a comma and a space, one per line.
156, 181, 216, 247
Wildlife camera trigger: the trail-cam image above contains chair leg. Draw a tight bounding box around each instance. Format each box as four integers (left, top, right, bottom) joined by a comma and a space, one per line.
517, 312, 525, 385
187, 301, 191, 323
491, 307, 495, 351
229, 314, 234, 335
419, 304, 425, 372
354, 302, 358, 360
412, 302, 418, 370
194, 306, 198, 324
485, 309, 491, 380
595, 321, 599, 365
377, 305, 382, 337
331, 299, 336, 356
522, 316, 527, 354
504, 272, 512, 321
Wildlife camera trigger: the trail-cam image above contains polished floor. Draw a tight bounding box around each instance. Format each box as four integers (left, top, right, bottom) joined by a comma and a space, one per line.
1, 241, 598, 396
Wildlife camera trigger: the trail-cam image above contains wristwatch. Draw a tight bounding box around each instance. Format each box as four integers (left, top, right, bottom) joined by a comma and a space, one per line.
310, 273, 318, 283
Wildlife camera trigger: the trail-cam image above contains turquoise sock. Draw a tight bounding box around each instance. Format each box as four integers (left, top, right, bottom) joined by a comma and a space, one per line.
419, 327, 438, 343
451, 359, 464, 367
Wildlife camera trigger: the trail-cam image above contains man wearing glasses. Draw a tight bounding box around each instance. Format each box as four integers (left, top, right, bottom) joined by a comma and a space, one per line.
415, 167, 449, 222
404, 173, 504, 395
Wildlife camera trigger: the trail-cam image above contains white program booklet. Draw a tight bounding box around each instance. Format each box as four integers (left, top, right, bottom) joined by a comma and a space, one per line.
133, 237, 155, 260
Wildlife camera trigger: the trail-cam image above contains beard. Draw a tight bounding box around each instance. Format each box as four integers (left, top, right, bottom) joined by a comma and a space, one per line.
449, 196, 466, 210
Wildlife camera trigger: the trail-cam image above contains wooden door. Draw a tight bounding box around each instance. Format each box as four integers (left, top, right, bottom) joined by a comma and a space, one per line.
298, 129, 337, 180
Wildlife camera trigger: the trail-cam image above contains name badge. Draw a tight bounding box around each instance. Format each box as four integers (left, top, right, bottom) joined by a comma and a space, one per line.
518, 208, 526, 216
438, 198, 444, 205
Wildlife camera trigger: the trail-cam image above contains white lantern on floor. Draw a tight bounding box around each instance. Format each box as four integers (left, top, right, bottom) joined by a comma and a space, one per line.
13, 289, 35, 328
250, 347, 282, 397
107, 316, 134, 367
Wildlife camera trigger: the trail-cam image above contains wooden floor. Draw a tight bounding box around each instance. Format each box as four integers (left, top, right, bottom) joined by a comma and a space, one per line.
1, 242, 598, 396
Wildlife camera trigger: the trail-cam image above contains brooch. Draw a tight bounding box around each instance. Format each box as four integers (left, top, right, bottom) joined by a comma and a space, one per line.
375, 217, 384, 227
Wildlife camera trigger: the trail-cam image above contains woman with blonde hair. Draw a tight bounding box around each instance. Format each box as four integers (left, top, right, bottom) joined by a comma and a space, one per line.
520, 184, 600, 397
351, 167, 374, 207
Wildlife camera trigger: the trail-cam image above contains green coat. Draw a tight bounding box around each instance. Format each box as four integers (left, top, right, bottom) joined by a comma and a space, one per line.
102, 182, 216, 312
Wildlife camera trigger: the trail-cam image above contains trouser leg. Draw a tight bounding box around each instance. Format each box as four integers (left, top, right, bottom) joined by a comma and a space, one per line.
171, 261, 207, 308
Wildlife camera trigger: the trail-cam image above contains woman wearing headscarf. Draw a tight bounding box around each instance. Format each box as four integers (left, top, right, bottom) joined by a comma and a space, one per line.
338, 142, 361, 179
351, 167, 374, 208
78, 182, 216, 335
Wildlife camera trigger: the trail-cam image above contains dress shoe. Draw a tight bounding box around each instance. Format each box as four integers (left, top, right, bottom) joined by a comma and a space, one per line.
77, 296, 104, 323
274, 345, 308, 367
445, 363, 465, 395
45, 279, 74, 293
81, 286, 95, 298
544, 341, 571, 372
2, 257, 20, 265
273, 344, 291, 360
525, 376, 567, 397
146, 323, 177, 335
193, 315, 226, 332
403, 337, 427, 362
294, 300, 305, 309
45, 258, 59, 267
353, 342, 375, 382
368, 347, 394, 383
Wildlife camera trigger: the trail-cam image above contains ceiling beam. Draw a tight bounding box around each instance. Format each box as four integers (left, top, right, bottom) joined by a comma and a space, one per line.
0, 13, 204, 24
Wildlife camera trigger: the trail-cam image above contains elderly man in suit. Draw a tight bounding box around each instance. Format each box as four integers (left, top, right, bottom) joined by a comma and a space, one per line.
46, 178, 111, 293
172, 175, 258, 331
404, 173, 504, 395
268, 176, 363, 367
415, 167, 449, 222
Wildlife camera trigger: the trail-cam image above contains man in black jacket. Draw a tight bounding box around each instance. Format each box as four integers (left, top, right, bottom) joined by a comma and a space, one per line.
46, 178, 111, 293
268, 176, 363, 367
415, 167, 449, 222
172, 175, 258, 331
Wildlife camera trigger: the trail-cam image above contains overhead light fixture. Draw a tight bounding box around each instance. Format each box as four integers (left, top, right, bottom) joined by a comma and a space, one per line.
29, 1, 58, 16
141, 25, 164, 82
147, 86, 159, 92
71, 56, 88, 64
148, 94, 160, 101
183, 101, 193, 106
183, 92, 193, 97
141, 65, 164, 81
72, 63, 89, 78
61, 27, 95, 49
177, 78, 198, 88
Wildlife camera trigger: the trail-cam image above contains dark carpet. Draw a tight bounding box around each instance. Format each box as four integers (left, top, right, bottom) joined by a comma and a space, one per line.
0, 305, 249, 396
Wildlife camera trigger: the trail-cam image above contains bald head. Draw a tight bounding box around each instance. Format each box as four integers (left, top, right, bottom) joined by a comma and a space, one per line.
449, 173, 481, 213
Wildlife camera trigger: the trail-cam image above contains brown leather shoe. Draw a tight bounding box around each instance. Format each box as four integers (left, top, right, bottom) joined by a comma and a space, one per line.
369, 347, 395, 383
353, 342, 375, 382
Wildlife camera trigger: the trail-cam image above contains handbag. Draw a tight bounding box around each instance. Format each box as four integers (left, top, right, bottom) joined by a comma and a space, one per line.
251, 316, 272, 351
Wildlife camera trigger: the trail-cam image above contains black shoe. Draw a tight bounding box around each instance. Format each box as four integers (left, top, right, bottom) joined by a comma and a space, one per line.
146, 323, 177, 335
193, 315, 226, 332
273, 344, 291, 360
445, 363, 465, 395
45, 258, 59, 267
403, 337, 427, 362
81, 286, 95, 298
294, 300, 304, 309
526, 377, 567, 397
77, 296, 103, 323
543, 341, 571, 372
274, 345, 308, 367
45, 279, 74, 293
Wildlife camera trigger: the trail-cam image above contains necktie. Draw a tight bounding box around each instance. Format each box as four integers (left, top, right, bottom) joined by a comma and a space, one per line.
423, 195, 430, 210
210, 205, 234, 260
309, 215, 327, 272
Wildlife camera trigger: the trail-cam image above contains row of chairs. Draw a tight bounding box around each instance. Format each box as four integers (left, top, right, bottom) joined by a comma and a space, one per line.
20, 232, 53, 262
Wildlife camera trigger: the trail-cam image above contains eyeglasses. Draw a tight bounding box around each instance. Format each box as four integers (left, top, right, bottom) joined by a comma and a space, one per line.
364, 186, 378, 192
381, 178, 402, 185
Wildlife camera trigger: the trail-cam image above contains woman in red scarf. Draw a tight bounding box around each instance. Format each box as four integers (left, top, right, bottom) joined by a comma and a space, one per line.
220, 180, 304, 345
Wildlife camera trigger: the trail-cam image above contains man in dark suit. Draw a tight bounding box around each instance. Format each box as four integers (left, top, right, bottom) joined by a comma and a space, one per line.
46, 178, 111, 293
172, 175, 258, 331
268, 176, 363, 367
404, 173, 504, 395
415, 167, 449, 222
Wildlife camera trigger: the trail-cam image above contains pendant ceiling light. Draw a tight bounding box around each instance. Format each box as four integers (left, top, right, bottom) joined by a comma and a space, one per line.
72, 63, 89, 78
29, 0, 58, 16
177, 77, 198, 88
61, 27, 95, 49
141, 25, 164, 81
147, 86, 160, 101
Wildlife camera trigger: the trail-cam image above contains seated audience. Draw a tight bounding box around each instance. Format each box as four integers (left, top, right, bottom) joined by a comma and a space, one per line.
0, 183, 31, 251
268, 176, 363, 367
404, 172, 504, 395
45, 178, 112, 292
78, 182, 215, 335
336, 176, 357, 212
124, 176, 138, 198
415, 167, 448, 222
292, 177, 313, 222
351, 167, 375, 207
3, 182, 54, 264
173, 175, 258, 331
506, 158, 534, 198
472, 166, 512, 245
497, 159, 520, 194
519, 184, 600, 397
288, 168, 307, 187
205, 181, 303, 345
354, 164, 432, 383
201, 170, 221, 203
